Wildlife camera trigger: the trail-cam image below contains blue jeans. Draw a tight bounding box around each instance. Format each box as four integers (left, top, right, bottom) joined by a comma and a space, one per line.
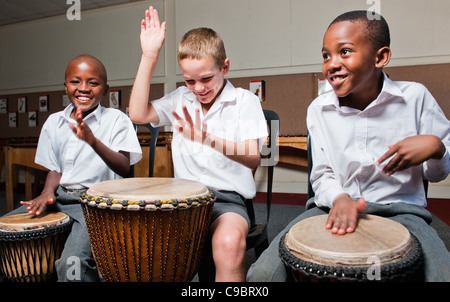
247, 199, 450, 282
3, 186, 99, 281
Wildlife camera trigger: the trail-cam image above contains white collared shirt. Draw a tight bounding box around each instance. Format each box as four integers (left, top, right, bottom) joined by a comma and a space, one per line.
35, 104, 142, 189
151, 80, 268, 199
307, 73, 450, 208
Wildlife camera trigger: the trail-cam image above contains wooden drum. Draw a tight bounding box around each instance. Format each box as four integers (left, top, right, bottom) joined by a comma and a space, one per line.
0, 212, 73, 282
279, 214, 423, 282
80, 177, 215, 282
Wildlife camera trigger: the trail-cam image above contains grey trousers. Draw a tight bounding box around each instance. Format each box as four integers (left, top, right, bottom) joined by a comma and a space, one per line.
3, 186, 99, 282
247, 199, 450, 282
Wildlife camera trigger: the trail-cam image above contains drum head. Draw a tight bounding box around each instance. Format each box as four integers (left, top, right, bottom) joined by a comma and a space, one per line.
284, 214, 414, 267
86, 177, 209, 201
0, 212, 70, 232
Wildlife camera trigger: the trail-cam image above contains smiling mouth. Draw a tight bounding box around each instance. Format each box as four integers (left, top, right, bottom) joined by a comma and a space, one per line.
196, 91, 211, 98
76, 96, 91, 102
330, 75, 348, 83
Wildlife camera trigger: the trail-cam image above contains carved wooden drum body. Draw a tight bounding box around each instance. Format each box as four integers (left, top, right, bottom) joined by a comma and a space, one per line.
80, 177, 215, 282
0, 212, 72, 282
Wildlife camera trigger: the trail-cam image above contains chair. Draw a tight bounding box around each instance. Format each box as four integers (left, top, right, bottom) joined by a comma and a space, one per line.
306, 133, 315, 200
132, 123, 160, 177
245, 109, 280, 258
197, 109, 280, 281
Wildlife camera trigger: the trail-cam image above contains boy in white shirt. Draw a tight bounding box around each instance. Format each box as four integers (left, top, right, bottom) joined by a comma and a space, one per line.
248, 10, 449, 282
4, 54, 142, 281
129, 7, 267, 281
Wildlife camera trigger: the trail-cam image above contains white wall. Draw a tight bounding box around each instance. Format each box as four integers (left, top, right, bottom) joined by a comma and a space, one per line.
1, 0, 449, 197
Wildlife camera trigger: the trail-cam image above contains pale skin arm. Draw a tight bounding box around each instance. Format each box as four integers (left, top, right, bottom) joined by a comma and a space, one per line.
129, 6, 166, 124
172, 106, 261, 169
69, 107, 131, 177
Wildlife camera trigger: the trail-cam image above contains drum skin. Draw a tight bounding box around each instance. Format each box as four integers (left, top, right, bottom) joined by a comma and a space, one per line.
279, 214, 423, 282
80, 177, 215, 282
0, 212, 73, 282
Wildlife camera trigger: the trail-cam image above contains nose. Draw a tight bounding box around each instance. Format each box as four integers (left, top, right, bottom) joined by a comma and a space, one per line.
78, 81, 90, 92
326, 55, 341, 72
195, 82, 205, 93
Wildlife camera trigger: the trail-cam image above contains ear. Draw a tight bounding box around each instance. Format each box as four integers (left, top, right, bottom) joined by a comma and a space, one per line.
64, 82, 68, 94
375, 46, 391, 68
222, 58, 230, 76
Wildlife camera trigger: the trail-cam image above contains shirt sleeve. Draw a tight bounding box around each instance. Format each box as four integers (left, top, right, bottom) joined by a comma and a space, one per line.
34, 115, 61, 173
109, 112, 143, 166
420, 87, 450, 181
238, 90, 268, 152
307, 102, 347, 209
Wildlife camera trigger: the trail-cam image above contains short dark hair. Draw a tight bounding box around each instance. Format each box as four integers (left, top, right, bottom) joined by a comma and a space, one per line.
329, 10, 390, 51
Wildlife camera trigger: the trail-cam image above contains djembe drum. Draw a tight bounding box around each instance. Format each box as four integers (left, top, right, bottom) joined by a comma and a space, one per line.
279, 214, 423, 282
80, 177, 215, 282
0, 212, 73, 282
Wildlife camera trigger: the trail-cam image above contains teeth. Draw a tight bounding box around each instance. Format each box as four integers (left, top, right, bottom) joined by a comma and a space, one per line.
331, 75, 347, 81
77, 96, 90, 101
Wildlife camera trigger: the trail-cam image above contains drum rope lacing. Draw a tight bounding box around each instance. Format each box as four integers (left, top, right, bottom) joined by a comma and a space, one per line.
279, 233, 424, 281
80, 191, 215, 211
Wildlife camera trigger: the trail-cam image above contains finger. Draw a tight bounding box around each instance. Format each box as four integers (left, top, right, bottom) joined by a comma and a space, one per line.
376, 145, 395, 165
151, 6, 161, 29
141, 19, 146, 32
194, 108, 201, 131
171, 110, 183, 122
145, 9, 150, 29
182, 106, 193, 126
356, 198, 366, 213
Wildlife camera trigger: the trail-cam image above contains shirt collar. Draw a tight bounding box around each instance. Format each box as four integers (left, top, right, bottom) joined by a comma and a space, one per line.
57, 103, 103, 127
320, 72, 405, 110
183, 80, 236, 105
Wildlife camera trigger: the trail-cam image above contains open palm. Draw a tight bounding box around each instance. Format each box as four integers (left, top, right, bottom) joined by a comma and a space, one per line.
140, 6, 166, 56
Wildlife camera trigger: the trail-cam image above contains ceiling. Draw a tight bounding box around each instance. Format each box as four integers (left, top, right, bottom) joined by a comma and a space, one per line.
0, 0, 143, 26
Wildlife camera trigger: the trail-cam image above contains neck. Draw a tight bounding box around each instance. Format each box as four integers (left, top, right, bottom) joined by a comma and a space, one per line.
339, 72, 384, 111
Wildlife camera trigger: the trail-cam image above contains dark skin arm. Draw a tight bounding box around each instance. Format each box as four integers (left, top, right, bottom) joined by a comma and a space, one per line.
326, 135, 445, 235
69, 107, 131, 177
20, 170, 61, 216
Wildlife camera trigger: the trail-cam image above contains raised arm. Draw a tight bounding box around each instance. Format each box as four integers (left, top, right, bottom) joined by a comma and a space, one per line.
129, 6, 166, 124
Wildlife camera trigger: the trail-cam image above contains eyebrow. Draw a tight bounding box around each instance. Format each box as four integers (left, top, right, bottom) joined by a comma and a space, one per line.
322, 41, 356, 52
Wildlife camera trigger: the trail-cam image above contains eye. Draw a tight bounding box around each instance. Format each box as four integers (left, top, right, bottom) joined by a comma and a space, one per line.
322, 52, 330, 61
201, 76, 213, 83
89, 81, 100, 87
185, 79, 195, 85
341, 49, 352, 56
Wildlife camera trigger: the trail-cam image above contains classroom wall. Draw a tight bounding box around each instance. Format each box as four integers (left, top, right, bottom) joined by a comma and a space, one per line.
1, 0, 449, 197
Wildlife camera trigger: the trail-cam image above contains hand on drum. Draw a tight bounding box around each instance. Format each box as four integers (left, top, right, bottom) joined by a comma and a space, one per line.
326, 195, 366, 235
20, 192, 56, 216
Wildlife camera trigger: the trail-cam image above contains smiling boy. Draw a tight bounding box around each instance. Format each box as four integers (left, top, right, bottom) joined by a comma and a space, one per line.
248, 10, 449, 282
3, 54, 142, 281
129, 7, 267, 281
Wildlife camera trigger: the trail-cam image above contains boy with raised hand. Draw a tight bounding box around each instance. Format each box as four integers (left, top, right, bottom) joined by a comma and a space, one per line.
129, 7, 267, 281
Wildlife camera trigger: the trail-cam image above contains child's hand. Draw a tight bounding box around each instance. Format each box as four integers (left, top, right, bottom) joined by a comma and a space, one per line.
20, 193, 56, 216
376, 135, 445, 176
140, 6, 166, 57
69, 107, 96, 146
326, 195, 366, 235
172, 106, 207, 144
